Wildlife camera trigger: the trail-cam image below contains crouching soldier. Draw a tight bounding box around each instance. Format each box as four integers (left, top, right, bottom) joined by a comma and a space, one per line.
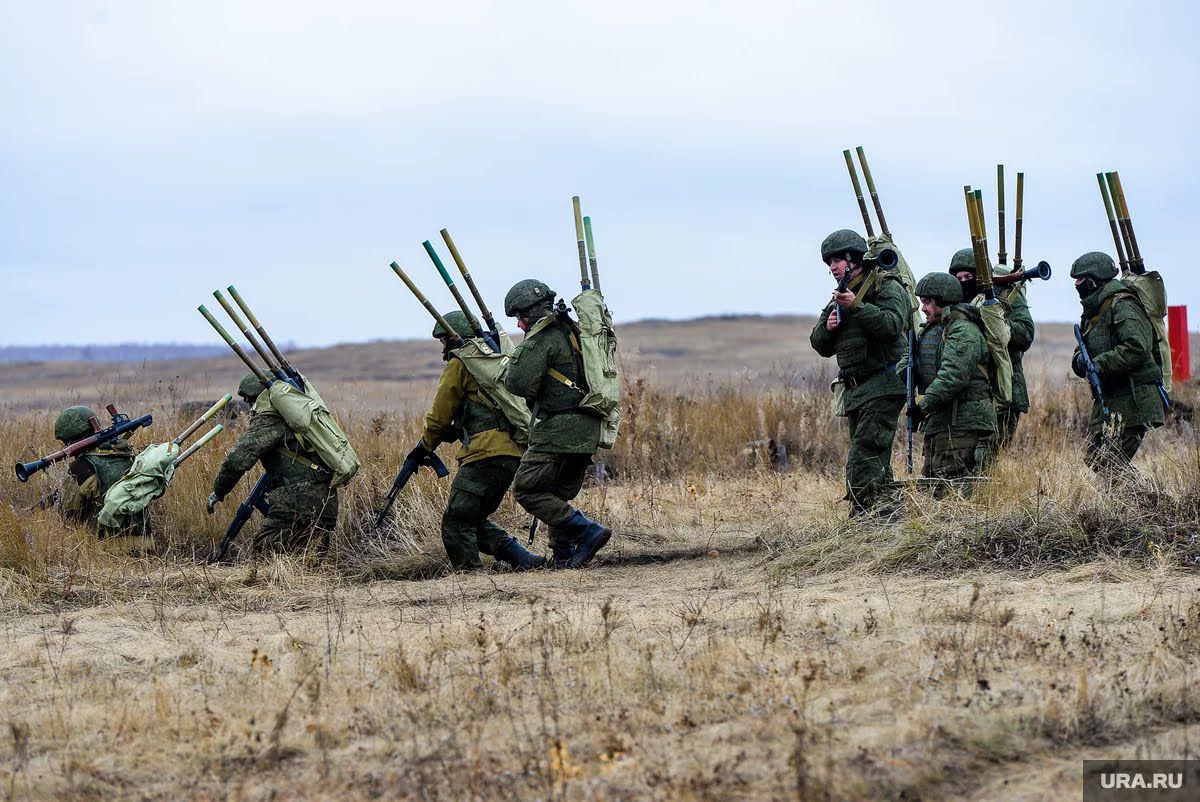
55, 405, 150, 545
412, 311, 545, 571
502, 279, 611, 569
1070, 252, 1165, 477
208, 374, 338, 556
910, 272, 997, 496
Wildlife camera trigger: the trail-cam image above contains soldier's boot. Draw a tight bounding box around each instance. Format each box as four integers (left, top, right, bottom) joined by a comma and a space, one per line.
550, 539, 576, 570
493, 536, 547, 571
562, 509, 611, 569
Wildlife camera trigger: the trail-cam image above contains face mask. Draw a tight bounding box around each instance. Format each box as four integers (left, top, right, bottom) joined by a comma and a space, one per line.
1075, 279, 1098, 300
960, 277, 978, 300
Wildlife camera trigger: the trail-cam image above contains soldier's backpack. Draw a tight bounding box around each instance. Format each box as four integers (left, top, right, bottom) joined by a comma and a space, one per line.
867, 233, 921, 335
971, 296, 1014, 407
256, 376, 360, 487
97, 441, 178, 528
451, 331, 532, 447
1121, 269, 1172, 392
569, 290, 622, 449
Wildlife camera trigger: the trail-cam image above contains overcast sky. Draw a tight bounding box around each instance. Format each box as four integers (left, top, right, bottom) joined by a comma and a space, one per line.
2, 0, 1197, 347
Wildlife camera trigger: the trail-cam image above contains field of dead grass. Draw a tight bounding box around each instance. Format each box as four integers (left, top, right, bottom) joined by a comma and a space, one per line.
1, 358, 1199, 800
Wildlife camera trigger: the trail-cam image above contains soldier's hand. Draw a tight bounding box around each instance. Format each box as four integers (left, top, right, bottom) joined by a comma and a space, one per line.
405, 442, 431, 464
833, 290, 856, 308
825, 313, 839, 331
906, 404, 925, 423
207, 492, 219, 515
1071, 352, 1086, 378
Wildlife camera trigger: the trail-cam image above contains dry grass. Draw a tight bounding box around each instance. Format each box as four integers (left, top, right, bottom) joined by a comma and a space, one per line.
1, 358, 1199, 800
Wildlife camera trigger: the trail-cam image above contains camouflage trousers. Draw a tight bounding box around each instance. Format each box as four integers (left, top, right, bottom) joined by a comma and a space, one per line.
921, 430, 993, 498
512, 450, 592, 549
253, 482, 338, 557
1085, 425, 1147, 479
996, 408, 1023, 448
442, 456, 520, 570
845, 396, 904, 513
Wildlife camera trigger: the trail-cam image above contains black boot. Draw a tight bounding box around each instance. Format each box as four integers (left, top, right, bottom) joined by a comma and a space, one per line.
493, 536, 547, 571
561, 509, 611, 569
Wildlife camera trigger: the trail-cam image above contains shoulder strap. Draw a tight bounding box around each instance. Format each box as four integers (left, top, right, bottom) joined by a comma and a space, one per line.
1083, 291, 1131, 337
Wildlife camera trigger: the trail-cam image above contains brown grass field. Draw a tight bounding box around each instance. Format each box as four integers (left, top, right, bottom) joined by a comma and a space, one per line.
2, 314, 1200, 800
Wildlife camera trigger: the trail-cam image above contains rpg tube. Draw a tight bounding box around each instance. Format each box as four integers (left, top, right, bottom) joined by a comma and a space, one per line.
173, 393, 233, 446
198, 305, 273, 386
174, 424, 224, 467
583, 215, 601, 293
996, 164, 1007, 265
1104, 173, 1136, 273
213, 290, 281, 377
423, 240, 486, 338
1097, 173, 1128, 270
855, 146, 890, 237
226, 286, 299, 379
1013, 172, 1024, 269
992, 261, 1052, 286
1110, 172, 1144, 273
572, 196, 591, 291
389, 262, 466, 348
843, 149, 875, 237
440, 228, 504, 336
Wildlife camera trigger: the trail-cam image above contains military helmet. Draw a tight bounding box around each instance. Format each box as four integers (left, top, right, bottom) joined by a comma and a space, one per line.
948, 248, 975, 274
915, 272, 963, 305
820, 229, 868, 262
1069, 251, 1118, 281
432, 310, 474, 340
504, 279, 555, 317
55, 406, 98, 443
238, 373, 267, 402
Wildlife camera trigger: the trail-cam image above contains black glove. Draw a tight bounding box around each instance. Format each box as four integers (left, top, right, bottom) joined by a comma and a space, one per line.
906, 404, 925, 424
1071, 352, 1086, 378
405, 442, 431, 464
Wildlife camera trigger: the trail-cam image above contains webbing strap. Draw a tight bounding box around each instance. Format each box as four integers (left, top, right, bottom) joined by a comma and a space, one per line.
547, 368, 582, 392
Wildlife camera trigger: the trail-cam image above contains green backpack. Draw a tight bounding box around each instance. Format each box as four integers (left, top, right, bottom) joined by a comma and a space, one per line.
1121, 269, 1172, 392
970, 296, 1014, 407
97, 441, 178, 528
570, 290, 622, 449
451, 331, 531, 447
867, 233, 921, 335
257, 376, 360, 487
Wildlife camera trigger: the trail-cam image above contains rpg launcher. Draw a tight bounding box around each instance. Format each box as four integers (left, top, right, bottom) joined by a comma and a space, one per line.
198, 286, 304, 392
16, 405, 152, 482
992, 262, 1052, 286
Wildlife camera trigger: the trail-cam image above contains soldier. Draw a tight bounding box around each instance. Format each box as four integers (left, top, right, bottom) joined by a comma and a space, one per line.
809, 229, 909, 516
1070, 252, 1165, 477
55, 405, 150, 541
910, 272, 997, 495
207, 374, 338, 555
948, 248, 1035, 445
412, 311, 545, 571
502, 279, 611, 569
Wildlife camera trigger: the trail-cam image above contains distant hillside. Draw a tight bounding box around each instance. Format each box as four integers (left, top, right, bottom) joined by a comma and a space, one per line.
0, 343, 234, 364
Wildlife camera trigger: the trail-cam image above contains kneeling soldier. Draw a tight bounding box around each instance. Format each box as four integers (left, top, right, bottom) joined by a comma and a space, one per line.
208, 374, 338, 555
503, 279, 611, 569
412, 311, 545, 571
911, 272, 997, 495
55, 405, 149, 541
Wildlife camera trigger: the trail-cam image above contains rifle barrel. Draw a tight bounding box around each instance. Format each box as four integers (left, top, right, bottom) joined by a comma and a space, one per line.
198, 305, 272, 385
843, 149, 875, 237
173, 393, 233, 446
440, 228, 503, 335
226, 286, 298, 378
1096, 173, 1128, 270
389, 262, 466, 348
996, 164, 1007, 265
423, 240, 485, 335
214, 290, 280, 375
583, 215, 601, 293
1013, 171, 1024, 268
572, 196, 591, 290
855, 146, 889, 237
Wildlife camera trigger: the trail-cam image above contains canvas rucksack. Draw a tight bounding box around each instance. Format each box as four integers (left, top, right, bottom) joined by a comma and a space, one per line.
451, 331, 532, 447
568, 290, 622, 449
1120, 270, 1172, 392
257, 376, 360, 487
867, 233, 921, 335
97, 441, 178, 528
970, 297, 1014, 407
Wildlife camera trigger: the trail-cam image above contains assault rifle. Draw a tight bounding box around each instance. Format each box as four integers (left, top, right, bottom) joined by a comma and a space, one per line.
905, 328, 916, 475
374, 450, 450, 529
1074, 324, 1110, 420
16, 405, 153, 482
208, 474, 271, 563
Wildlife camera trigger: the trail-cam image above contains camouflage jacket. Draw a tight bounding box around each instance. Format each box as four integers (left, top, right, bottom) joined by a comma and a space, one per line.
213, 409, 336, 513
1072, 279, 1165, 432
422, 357, 524, 465
916, 304, 997, 435
503, 313, 601, 454
60, 439, 144, 531
809, 271, 908, 412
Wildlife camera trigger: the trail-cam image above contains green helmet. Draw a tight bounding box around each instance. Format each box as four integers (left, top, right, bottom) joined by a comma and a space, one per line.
915, 272, 963, 305
1070, 251, 1118, 281
820, 229, 868, 262
504, 279, 555, 317
55, 406, 98, 443
238, 373, 267, 402
948, 248, 975, 274
432, 310, 474, 340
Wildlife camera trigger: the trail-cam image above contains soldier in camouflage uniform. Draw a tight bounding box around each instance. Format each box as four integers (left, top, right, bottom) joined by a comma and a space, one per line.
502, 279, 611, 569
412, 310, 545, 571
208, 374, 338, 555
809, 229, 909, 515
910, 272, 997, 496
1070, 252, 1165, 477
948, 248, 1035, 446
55, 405, 150, 542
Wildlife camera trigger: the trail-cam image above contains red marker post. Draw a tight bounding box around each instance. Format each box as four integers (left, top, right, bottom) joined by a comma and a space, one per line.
1168, 305, 1191, 382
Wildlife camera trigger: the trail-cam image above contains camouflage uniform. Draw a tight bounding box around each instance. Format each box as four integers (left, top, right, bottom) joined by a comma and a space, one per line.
810, 229, 909, 514
212, 376, 337, 555
503, 280, 610, 568
55, 406, 149, 539
949, 249, 1036, 446
914, 273, 997, 495
422, 312, 541, 571
1070, 253, 1165, 477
